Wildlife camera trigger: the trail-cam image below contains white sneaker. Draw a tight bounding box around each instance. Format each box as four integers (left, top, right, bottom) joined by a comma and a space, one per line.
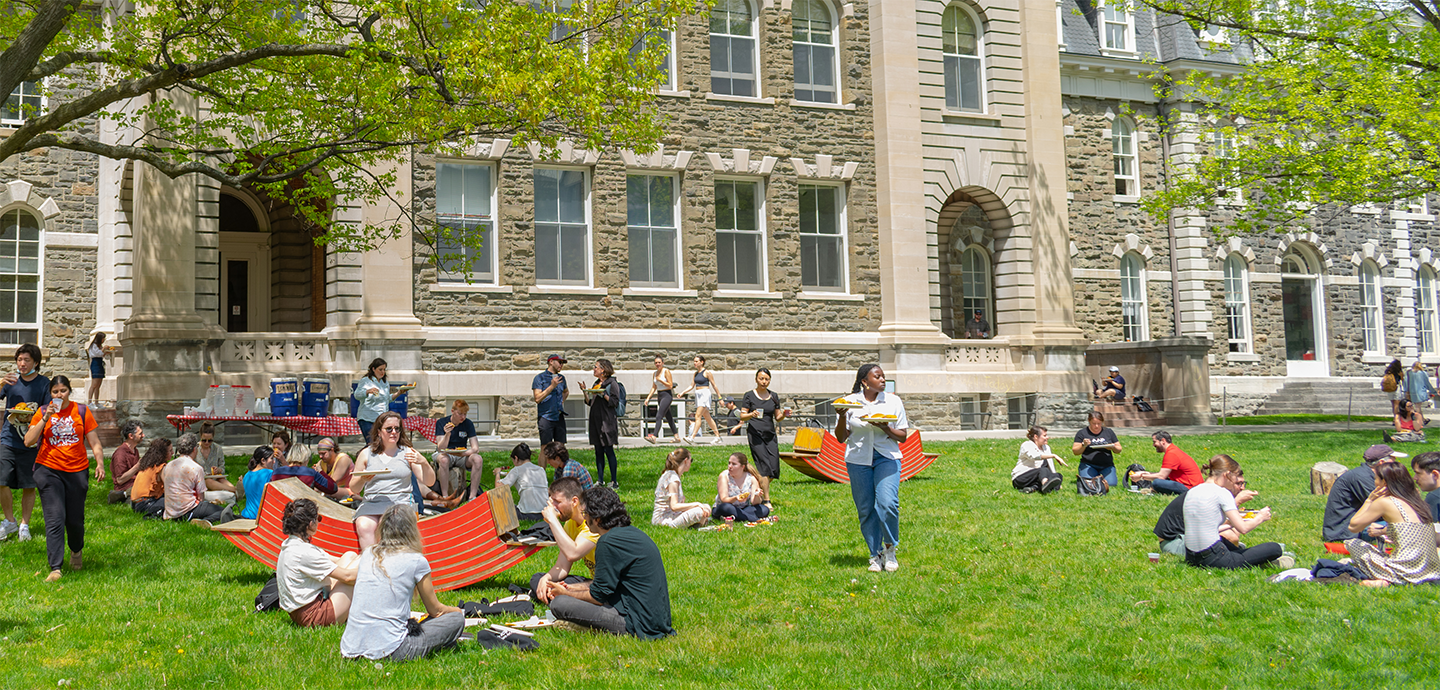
0, 519, 16, 541
882, 545, 899, 572
868, 554, 883, 573
17, 523, 30, 542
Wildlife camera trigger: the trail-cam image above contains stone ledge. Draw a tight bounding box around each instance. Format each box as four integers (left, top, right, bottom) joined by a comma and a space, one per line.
797, 291, 865, 302
789, 99, 857, 111
712, 289, 782, 300
704, 93, 776, 106
621, 287, 699, 298
430, 283, 513, 294
527, 285, 608, 296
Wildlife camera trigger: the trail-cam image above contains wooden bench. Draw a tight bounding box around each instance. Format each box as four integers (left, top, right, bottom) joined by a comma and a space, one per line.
779, 427, 939, 484
490, 485, 556, 548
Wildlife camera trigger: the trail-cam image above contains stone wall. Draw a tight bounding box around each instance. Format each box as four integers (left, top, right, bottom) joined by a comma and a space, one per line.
41, 247, 99, 378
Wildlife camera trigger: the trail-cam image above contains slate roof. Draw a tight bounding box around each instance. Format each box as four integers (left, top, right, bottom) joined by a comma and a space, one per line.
1060, 0, 1252, 65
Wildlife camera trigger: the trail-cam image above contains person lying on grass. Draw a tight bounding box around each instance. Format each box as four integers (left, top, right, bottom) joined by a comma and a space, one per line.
543, 486, 675, 639
652, 448, 711, 528
530, 477, 599, 604
1413, 452, 1440, 521
714, 452, 770, 522
1181, 454, 1287, 570
129, 438, 171, 519
240, 446, 277, 521
1152, 472, 1257, 557
278, 498, 359, 627
1343, 462, 1440, 587
340, 504, 464, 661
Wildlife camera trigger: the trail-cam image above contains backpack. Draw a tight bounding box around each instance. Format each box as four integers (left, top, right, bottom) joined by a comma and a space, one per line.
1122, 463, 1152, 492
1382, 373, 1398, 393
1077, 475, 1110, 496
1133, 396, 1154, 413
254, 574, 281, 612
612, 379, 627, 418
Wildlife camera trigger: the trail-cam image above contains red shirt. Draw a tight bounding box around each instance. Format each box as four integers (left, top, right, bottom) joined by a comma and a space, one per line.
1161, 444, 1203, 489
111, 443, 140, 491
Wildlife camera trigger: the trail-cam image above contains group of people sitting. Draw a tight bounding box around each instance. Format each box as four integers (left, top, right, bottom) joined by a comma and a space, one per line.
1319, 445, 1440, 586
650, 448, 773, 528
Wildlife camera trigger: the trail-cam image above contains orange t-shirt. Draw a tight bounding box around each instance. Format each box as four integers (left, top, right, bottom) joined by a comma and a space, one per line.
31, 403, 97, 473
130, 465, 165, 500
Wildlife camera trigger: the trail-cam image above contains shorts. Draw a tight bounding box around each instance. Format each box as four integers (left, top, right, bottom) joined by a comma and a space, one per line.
289, 591, 337, 627
0, 444, 38, 489
353, 495, 410, 519
90, 358, 105, 379
1392, 389, 1407, 402
694, 388, 713, 410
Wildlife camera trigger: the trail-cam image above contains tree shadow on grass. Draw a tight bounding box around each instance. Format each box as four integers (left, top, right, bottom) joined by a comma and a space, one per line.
828, 553, 870, 568
0, 619, 27, 634
220, 571, 273, 586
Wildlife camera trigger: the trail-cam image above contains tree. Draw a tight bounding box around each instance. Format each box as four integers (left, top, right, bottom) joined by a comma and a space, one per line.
0, 0, 685, 257
1136, 0, 1440, 234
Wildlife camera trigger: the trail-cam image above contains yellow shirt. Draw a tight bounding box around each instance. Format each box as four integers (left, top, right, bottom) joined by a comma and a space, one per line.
564, 517, 599, 570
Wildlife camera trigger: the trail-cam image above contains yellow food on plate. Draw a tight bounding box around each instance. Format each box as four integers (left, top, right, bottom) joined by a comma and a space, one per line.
831, 398, 863, 409
861, 414, 899, 421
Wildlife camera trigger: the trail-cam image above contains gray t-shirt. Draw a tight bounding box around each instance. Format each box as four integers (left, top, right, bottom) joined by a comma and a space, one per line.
339, 550, 431, 659
1182, 482, 1237, 553
277, 536, 336, 612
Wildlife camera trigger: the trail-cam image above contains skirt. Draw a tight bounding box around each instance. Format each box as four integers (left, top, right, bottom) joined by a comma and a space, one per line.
353, 495, 412, 519
694, 388, 713, 410
748, 429, 780, 478
90, 358, 105, 379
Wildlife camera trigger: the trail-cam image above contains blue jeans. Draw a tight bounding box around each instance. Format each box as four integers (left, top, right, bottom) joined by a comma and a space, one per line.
1151, 478, 1188, 495
848, 452, 900, 557
1078, 463, 1118, 487
357, 419, 373, 443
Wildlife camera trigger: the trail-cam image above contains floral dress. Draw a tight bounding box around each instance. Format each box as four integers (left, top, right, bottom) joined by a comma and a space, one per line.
1345, 498, 1440, 584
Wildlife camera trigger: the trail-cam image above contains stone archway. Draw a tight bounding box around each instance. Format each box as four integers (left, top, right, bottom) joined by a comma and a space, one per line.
931, 186, 1024, 339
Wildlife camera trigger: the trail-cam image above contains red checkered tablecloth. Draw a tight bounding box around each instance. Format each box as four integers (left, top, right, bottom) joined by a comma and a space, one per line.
166, 414, 362, 438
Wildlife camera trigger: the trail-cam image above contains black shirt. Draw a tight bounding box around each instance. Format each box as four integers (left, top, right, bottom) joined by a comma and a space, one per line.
589, 525, 674, 639
1154, 493, 1186, 541
2, 374, 50, 449
1426, 489, 1440, 524
741, 390, 782, 435
434, 418, 476, 452
1073, 426, 1119, 468
1322, 462, 1376, 542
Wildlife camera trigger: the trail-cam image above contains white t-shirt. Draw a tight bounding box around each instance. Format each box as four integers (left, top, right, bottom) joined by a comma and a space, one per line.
1012, 440, 1055, 480
839, 391, 910, 465
715, 471, 756, 505
340, 550, 431, 659
277, 536, 336, 612
1182, 482, 1237, 553
653, 469, 684, 522
88, 343, 104, 359
497, 461, 549, 514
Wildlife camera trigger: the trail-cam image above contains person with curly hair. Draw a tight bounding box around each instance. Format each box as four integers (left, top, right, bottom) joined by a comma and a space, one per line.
277, 498, 359, 627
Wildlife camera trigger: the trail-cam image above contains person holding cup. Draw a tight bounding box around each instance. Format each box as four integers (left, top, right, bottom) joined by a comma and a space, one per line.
23, 375, 105, 582
834, 363, 911, 573
739, 368, 789, 504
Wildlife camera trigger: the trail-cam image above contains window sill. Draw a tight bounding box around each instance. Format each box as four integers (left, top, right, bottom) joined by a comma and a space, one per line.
430, 283, 511, 294
712, 289, 782, 300
1225, 352, 1260, 363
940, 110, 1001, 123
1392, 211, 1436, 222
622, 287, 699, 298
656, 90, 691, 99
789, 99, 856, 111
1112, 194, 1140, 205
705, 93, 776, 106
1361, 354, 1394, 365
1099, 49, 1139, 59
798, 291, 864, 302
527, 285, 608, 296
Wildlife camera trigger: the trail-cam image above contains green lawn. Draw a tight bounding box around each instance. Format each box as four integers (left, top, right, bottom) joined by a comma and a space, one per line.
0, 431, 1435, 689
1220, 414, 1393, 425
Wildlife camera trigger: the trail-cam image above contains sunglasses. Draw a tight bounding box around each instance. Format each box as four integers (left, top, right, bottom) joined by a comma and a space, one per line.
381, 426, 402, 433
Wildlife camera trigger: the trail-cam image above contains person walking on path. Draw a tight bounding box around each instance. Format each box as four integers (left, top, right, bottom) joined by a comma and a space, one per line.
585, 359, 621, 489
0, 343, 50, 543
24, 375, 105, 582
1405, 361, 1437, 428
643, 356, 681, 443
680, 356, 722, 443
533, 354, 570, 445
85, 332, 106, 407
834, 363, 911, 573
1382, 359, 1405, 421
739, 368, 789, 504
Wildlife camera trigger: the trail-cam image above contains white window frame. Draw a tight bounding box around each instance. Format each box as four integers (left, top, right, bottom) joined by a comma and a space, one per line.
0, 207, 43, 345
626, 173, 683, 289
958, 244, 993, 331
533, 166, 593, 287
709, 0, 760, 98
1057, 0, 1067, 49
1, 80, 45, 126
1198, 24, 1229, 45
1120, 252, 1148, 341
434, 159, 499, 285
941, 4, 986, 114
714, 177, 768, 291
797, 182, 848, 292
792, 0, 840, 104
1418, 266, 1438, 355
1112, 118, 1138, 197
632, 25, 677, 92
1213, 122, 1243, 205
1223, 253, 1252, 354
1098, 0, 1135, 54
1360, 260, 1385, 354
1393, 195, 1430, 216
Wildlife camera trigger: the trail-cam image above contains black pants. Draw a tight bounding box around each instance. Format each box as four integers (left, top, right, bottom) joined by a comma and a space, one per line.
595, 445, 617, 484
538, 416, 567, 445
652, 390, 677, 437
178, 501, 235, 525
1186, 539, 1282, 570
1012, 466, 1063, 494
714, 501, 771, 522
34, 465, 87, 572
131, 497, 164, 519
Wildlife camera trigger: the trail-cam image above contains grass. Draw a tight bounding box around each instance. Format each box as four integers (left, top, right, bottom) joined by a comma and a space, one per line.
1220, 414, 1393, 425
0, 431, 1436, 689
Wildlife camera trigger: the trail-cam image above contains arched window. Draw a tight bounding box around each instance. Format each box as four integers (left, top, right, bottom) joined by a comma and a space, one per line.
941, 5, 984, 113
1360, 260, 1384, 353
1223, 254, 1251, 354
0, 209, 41, 344
1112, 118, 1137, 196
1120, 252, 1147, 341
793, 0, 838, 104
710, 0, 757, 97
1418, 266, 1438, 354
958, 246, 992, 337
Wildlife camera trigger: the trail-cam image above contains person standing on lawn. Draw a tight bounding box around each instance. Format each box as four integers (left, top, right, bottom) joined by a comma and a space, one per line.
107, 420, 144, 504
834, 363, 911, 573
739, 368, 789, 503
1131, 430, 1202, 495
495, 443, 548, 521
1182, 454, 1289, 570
1072, 411, 1122, 487
1342, 462, 1440, 586
278, 498, 359, 627
356, 358, 409, 443
1012, 425, 1067, 494
532, 354, 570, 445
1322, 444, 1406, 547
529, 477, 600, 601
543, 486, 675, 639
643, 356, 681, 443
585, 359, 621, 489
0, 343, 50, 543
680, 355, 722, 443
24, 375, 105, 582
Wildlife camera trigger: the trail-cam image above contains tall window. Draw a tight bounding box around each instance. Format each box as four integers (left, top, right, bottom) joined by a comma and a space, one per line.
1100, 1, 1133, 52
1214, 121, 1243, 204
1120, 252, 1147, 341
715, 179, 764, 289
1360, 260, 1384, 353
2, 81, 42, 125
627, 174, 680, 288
1419, 267, 1438, 354
1112, 118, 1137, 196
0, 210, 40, 344
941, 5, 983, 112
710, 0, 757, 97
798, 184, 845, 290
630, 27, 675, 91
534, 168, 590, 285
793, 0, 838, 104
435, 162, 496, 283
1223, 254, 1251, 353
959, 246, 991, 328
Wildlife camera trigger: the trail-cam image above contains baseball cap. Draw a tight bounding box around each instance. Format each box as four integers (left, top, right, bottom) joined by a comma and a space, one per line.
1109, 366, 1120, 372
1363, 444, 1408, 463
547, 354, 567, 364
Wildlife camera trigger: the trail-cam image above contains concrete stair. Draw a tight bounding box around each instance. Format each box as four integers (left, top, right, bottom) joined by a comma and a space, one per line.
1255, 379, 1394, 417
1094, 401, 1166, 428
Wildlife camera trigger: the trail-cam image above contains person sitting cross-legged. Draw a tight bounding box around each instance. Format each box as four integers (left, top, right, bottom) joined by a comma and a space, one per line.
1130, 430, 1203, 495
1095, 366, 1125, 402
107, 420, 144, 504
542, 486, 676, 639
1012, 425, 1068, 494
1152, 472, 1258, 557
129, 438, 171, 519
162, 433, 234, 527
713, 452, 771, 522
541, 442, 594, 490
271, 443, 339, 496
529, 477, 600, 604
1182, 454, 1287, 570
240, 446, 278, 520
278, 498, 359, 627
495, 443, 548, 521
1322, 444, 1407, 549
652, 448, 711, 528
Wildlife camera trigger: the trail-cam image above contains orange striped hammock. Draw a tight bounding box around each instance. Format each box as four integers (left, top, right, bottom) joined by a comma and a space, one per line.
780, 430, 938, 483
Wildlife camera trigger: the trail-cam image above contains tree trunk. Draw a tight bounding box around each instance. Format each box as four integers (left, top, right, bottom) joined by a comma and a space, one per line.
1310, 461, 1348, 495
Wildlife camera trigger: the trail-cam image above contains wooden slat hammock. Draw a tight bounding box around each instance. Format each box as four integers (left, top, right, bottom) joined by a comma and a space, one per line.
779, 429, 939, 483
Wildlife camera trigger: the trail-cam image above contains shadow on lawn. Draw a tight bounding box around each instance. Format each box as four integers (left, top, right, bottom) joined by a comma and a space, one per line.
0, 619, 27, 634
828, 553, 870, 568
220, 571, 272, 586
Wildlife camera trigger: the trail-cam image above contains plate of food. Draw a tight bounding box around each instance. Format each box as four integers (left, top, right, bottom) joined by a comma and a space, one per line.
860, 413, 899, 423
830, 397, 863, 410
352, 469, 393, 477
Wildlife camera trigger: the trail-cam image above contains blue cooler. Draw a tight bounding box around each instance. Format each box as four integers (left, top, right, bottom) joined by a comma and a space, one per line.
269, 377, 299, 417
388, 382, 410, 416
301, 377, 330, 417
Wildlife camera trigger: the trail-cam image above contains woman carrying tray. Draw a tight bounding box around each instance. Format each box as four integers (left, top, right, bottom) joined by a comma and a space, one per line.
349, 411, 435, 550
834, 364, 911, 574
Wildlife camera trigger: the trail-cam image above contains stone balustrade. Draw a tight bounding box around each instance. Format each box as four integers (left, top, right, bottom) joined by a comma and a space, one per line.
220, 333, 332, 372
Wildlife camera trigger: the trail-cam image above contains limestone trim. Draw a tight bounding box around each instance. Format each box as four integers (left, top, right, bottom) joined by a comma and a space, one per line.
1110, 233, 1155, 261
789, 155, 861, 180
712, 289, 783, 300
790, 99, 858, 111
798, 291, 866, 301
1213, 236, 1256, 264
525, 140, 602, 166
451, 137, 511, 161
43, 232, 99, 248
421, 325, 877, 349
619, 145, 695, 171
704, 93, 777, 106
622, 287, 700, 298
704, 149, 779, 176
1349, 241, 1390, 270
1417, 248, 1440, 273
0, 179, 62, 219
779, 0, 855, 16
1273, 232, 1334, 271
429, 283, 514, 294
527, 285, 608, 296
